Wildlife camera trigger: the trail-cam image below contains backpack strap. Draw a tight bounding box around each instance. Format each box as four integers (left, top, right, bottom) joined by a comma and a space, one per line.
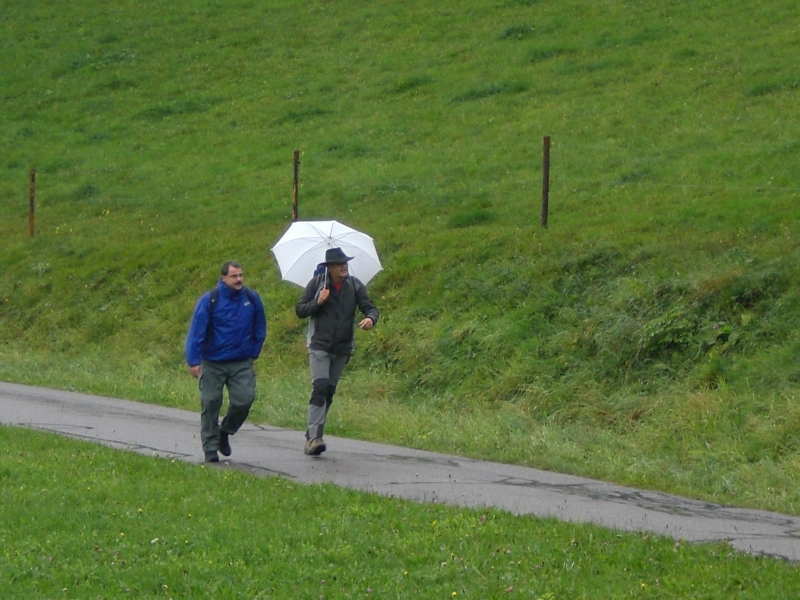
208, 287, 218, 311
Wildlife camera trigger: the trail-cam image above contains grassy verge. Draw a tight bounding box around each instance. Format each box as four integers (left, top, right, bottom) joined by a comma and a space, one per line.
3, 426, 799, 599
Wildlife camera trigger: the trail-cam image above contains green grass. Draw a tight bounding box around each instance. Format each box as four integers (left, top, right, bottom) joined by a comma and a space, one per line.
3, 426, 799, 599
2, 0, 800, 518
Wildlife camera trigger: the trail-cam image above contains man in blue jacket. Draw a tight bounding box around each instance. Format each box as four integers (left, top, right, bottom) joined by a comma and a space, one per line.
185, 261, 267, 463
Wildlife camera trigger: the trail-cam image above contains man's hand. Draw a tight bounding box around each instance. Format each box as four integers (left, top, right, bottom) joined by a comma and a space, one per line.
189, 365, 202, 378
317, 288, 330, 305
359, 317, 374, 330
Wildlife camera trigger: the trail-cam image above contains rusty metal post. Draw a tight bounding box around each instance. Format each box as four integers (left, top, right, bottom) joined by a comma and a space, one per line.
29, 169, 36, 237
292, 150, 300, 222
540, 136, 550, 228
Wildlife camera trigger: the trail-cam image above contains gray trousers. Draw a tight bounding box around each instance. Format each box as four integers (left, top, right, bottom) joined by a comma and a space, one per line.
306, 349, 349, 441
199, 358, 256, 452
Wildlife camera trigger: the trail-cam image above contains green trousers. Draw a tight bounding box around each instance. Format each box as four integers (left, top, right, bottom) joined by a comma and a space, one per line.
199, 358, 256, 453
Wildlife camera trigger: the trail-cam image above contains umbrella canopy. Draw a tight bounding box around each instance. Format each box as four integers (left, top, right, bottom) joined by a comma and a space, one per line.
271, 220, 383, 287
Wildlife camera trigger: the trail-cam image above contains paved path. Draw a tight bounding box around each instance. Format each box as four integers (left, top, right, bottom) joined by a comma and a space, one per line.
2, 381, 799, 562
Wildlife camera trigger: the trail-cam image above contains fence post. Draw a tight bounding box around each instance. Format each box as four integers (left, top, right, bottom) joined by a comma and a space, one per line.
540, 136, 550, 229
292, 150, 300, 222
29, 169, 36, 237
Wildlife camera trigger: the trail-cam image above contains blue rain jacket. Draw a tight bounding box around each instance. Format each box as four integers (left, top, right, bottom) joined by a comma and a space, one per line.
185, 280, 267, 366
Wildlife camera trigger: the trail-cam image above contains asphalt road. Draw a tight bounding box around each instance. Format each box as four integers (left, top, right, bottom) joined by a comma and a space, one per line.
2, 381, 799, 562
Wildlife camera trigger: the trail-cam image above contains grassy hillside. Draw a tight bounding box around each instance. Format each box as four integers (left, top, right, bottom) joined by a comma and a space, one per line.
2, 0, 799, 513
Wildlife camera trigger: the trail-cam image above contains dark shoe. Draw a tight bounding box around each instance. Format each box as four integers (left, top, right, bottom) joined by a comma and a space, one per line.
204, 451, 219, 463
219, 432, 231, 457
304, 437, 326, 456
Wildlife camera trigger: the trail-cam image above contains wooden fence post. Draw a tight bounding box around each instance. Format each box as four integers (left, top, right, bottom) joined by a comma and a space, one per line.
292, 150, 300, 222
29, 169, 36, 237
540, 136, 550, 228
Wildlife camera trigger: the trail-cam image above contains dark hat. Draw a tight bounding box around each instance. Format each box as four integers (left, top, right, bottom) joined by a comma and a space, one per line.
324, 247, 354, 265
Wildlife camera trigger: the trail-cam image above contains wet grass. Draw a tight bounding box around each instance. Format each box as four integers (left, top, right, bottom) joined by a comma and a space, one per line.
3, 426, 800, 599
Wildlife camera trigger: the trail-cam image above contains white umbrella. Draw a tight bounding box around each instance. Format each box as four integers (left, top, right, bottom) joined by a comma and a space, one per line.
271, 220, 383, 287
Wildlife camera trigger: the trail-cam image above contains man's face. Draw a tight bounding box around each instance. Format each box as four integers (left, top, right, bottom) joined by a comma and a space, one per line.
222, 266, 244, 291
327, 262, 349, 282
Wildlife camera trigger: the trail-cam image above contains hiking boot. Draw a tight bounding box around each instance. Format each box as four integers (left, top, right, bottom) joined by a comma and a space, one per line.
219, 432, 231, 457
304, 437, 326, 456
204, 450, 219, 463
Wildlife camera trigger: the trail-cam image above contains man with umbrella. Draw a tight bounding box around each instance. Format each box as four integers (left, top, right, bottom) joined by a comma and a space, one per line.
295, 247, 380, 456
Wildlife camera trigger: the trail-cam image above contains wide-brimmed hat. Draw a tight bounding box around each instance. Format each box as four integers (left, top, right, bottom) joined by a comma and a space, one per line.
323, 247, 354, 265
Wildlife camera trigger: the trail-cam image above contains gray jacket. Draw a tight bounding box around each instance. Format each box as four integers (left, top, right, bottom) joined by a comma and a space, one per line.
295, 274, 379, 355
